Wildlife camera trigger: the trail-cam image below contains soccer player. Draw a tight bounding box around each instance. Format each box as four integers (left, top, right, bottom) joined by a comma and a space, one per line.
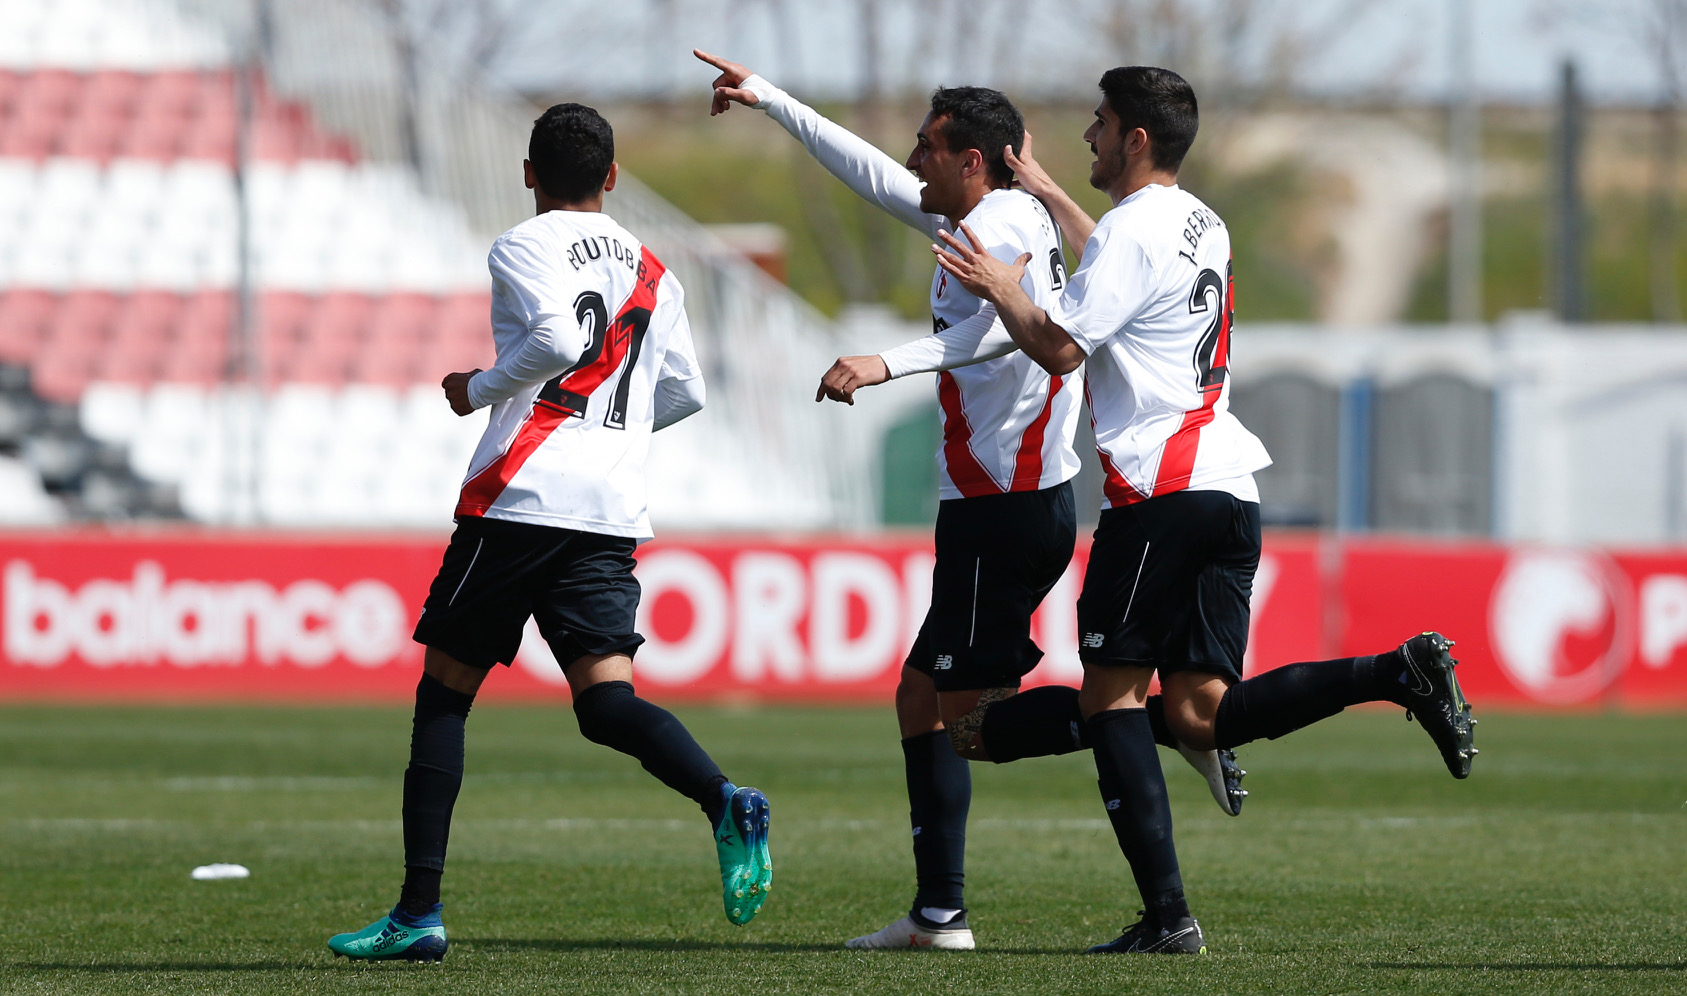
696, 51, 1244, 952
931, 66, 1478, 955
326, 104, 773, 963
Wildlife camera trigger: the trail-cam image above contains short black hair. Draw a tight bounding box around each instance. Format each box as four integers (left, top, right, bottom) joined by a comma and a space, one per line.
1098, 67, 1198, 172
927, 86, 1023, 187
528, 103, 614, 202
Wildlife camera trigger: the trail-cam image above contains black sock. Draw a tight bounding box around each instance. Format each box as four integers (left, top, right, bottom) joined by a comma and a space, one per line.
1090, 708, 1188, 925
572, 681, 729, 825
978, 685, 1087, 762
1145, 695, 1176, 749
903, 730, 970, 912
1212, 656, 1396, 750
399, 674, 474, 917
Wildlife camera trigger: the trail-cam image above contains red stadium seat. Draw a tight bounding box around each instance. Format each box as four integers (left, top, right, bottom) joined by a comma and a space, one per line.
252, 117, 299, 165
120, 109, 186, 159
366, 292, 437, 348
258, 291, 313, 343
0, 113, 58, 159
31, 348, 95, 402
0, 290, 58, 364
180, 114, 234, 164
59, 110, 126, 162
0, 70, 20, 115
83, 70, 143, 119
17, 70, 82, 119
158, 341, 226, 384
110, 291, 182, 348
47, 292, 121, 348
308, 292, 374, 344
135, 70, 202, 119
176, 291, 235, 346
92, 339, 165, 383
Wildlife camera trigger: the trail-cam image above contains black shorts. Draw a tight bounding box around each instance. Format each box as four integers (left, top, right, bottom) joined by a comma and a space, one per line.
905, 482, 1076, 692
1076, 489, 1260, 684
412, 516, 644, 671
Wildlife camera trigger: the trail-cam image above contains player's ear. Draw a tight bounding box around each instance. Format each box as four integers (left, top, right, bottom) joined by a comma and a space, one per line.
602, 162, 618, 194
961, 147, 984, 180
523, 159, 536, 191
1126, 127, 1150, 159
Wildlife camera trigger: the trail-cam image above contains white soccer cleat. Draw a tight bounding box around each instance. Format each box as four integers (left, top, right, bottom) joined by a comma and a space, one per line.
1176, 743, 1247, 817
845, 914, 976, 950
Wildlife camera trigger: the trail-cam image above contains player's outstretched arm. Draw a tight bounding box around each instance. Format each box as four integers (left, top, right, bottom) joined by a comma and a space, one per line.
694, 49, 934, 235
933, 223, 1085, 376
814, 301, 1022, 405
1007, 132, 1097, 258
815, 355, 888, 405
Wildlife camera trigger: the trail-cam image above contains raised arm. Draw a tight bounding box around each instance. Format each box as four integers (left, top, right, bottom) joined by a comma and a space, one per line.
1006, 131, 1097, 258
696, 49, 935, 236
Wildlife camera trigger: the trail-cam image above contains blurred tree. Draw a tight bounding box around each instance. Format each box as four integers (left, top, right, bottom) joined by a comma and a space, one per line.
1644, 0, 1685, 322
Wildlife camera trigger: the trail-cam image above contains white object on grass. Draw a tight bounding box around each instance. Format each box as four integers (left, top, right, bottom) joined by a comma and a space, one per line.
190, 863, 250, 880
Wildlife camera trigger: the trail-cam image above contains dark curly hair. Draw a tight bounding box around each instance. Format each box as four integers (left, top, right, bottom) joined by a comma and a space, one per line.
528, 102, 614, 202
928, 86, 1023, 187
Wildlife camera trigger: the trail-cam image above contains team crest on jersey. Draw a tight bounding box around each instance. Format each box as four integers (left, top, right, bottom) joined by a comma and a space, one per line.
936, 271, 947, 298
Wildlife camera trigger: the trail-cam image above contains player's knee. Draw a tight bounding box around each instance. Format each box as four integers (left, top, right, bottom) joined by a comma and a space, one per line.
572, 678, 637, 744
895, 669, 942, 738
1165, 703, 1217, 751
945, 720, 990, 761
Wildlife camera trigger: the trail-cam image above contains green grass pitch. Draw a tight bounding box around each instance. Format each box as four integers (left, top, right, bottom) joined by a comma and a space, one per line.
1, 704, 1683, 994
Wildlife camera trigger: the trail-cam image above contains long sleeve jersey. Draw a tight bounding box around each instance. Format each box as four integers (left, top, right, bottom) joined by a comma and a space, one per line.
456, 209, 704, 538
747, 75, 1082, 499
1045, 184, 1270, 507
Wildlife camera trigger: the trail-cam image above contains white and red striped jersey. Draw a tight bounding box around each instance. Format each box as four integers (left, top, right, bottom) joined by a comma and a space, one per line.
1046, 184, 1270, 507
746, 76, 1082, 500
456, 210, 705, 539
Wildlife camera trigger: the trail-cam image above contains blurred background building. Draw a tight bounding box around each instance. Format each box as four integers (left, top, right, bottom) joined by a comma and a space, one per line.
1, 0, 1684, 543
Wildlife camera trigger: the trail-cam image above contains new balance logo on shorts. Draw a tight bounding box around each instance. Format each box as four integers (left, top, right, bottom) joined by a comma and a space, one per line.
934, 655, 953, 670
1082, 633, 1105, 648
1105, 798, 1121, 811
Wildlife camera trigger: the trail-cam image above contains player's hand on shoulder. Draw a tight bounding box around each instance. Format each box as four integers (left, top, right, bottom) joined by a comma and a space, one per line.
1005, 131, 1057, 201
933, 223, 1031, 303
694, 50, 759, 115
815, 355, 890, 406
442, 369, 481, 417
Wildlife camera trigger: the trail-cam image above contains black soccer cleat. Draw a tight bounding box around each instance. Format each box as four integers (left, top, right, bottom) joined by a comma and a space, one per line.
1218, 748, 1248, 816
1397, 631, 1478, 779
1087, 913, 1207, 955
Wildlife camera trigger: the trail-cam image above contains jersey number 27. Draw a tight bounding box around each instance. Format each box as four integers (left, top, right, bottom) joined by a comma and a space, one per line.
535, 289, 653, 430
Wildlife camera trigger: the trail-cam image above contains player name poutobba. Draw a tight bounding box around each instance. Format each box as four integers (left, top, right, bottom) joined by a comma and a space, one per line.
1178, 206, 1224, 266
565, 233, 643, 274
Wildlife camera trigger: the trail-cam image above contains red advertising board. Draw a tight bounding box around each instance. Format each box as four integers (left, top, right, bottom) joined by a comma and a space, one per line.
3, 530, 1685, 708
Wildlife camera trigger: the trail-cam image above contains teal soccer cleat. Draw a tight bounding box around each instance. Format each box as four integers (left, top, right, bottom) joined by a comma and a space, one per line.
715, 784, 772, 925
327, 905, 448, 962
